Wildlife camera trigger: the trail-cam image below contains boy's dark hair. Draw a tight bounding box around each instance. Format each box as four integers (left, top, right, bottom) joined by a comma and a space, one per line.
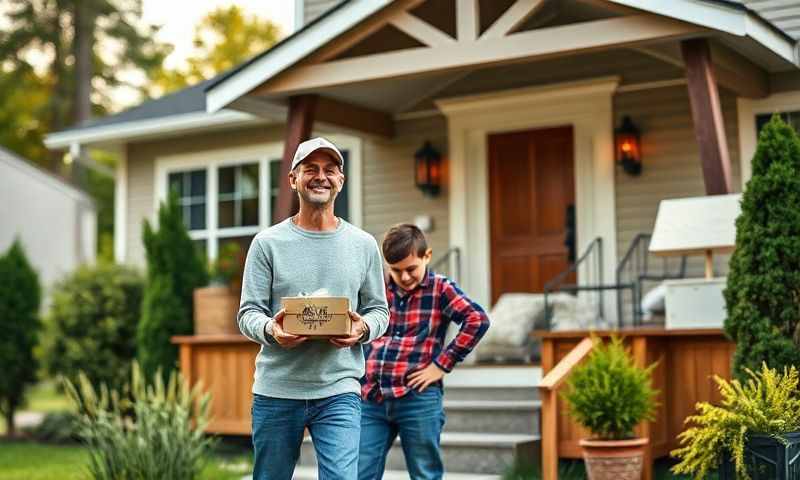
382, 224, 428, 264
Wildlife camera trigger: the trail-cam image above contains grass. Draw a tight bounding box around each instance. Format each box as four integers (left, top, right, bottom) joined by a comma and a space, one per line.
0, 439, 253, 480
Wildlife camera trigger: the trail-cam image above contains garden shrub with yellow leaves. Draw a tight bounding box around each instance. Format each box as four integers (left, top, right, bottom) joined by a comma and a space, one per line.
671, 363, 800, 480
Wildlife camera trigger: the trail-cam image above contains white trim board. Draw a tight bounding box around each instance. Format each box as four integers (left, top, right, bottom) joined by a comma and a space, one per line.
152, 135, 363, 261
114, 148, 128, 264
436, 76, 619, 318
737, 89, 800, 188
44, 110, 266, 150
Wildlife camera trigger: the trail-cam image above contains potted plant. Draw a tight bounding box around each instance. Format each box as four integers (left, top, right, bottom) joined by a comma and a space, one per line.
561, 336, 658, 480
671, 363, 800, 480
193, 242, 244, 335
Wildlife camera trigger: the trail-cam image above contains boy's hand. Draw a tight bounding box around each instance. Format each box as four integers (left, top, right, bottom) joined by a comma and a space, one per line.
329, 311, 369, 348
271, 309, 309, 349
407, 363, 445, 392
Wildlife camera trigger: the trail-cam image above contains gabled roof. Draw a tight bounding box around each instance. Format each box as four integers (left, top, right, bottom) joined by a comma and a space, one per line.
0, 146, 95, 206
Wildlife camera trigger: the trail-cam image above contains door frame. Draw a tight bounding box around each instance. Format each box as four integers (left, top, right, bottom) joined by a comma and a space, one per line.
436, 76, 619, 318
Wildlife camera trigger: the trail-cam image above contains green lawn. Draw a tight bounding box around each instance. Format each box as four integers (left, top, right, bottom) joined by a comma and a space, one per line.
0, 440, 252, 480
0, 381, 72, 436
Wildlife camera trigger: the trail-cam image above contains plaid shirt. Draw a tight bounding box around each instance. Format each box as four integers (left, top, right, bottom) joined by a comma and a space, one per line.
361, 269, 490, 402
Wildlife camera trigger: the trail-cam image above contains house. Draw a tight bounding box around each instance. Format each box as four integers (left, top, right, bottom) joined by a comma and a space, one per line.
44, 0, 800, 477
0, 147, 97, 301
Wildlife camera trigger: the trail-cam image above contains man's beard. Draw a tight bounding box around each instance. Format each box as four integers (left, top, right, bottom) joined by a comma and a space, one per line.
298, 180, 339, 207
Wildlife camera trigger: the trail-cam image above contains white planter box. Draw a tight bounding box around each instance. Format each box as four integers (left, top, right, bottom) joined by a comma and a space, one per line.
664, 277, 727, 329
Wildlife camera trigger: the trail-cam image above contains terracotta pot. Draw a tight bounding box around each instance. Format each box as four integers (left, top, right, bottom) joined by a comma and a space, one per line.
193, 286, 241, 335
580, 437, 648, 480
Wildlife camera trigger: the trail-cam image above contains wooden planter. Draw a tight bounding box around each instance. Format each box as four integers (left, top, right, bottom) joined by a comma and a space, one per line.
580, 437, 648, 480
719, 432, 800, 480
193, 286, 241, 335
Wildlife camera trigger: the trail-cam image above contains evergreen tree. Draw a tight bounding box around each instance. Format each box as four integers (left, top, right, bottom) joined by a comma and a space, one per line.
724, 115, 800, 378
0, 240, 41, 437
139, 192, 208, 378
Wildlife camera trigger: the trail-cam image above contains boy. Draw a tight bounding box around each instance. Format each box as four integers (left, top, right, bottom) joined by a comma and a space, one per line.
359, 224, 490, 480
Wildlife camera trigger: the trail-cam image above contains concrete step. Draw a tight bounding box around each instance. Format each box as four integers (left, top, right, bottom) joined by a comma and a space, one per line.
443, 366, 541, 402
298, 432, 540, 475
289, 465, 502, 480
442, 399, 541, 435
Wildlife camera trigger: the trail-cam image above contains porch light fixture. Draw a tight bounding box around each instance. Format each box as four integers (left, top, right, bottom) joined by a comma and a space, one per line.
615, 116, 642, 176
415, 141, 441, 196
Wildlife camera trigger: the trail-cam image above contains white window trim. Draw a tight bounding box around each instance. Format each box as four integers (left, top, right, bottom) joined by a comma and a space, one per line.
153, 134, 362, 260
436, 76, 619, 318
738, 90, 800, 188
114, 147, 128, 263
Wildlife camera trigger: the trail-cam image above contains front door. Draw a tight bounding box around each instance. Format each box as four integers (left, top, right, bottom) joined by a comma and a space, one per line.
488, 126, 575, 305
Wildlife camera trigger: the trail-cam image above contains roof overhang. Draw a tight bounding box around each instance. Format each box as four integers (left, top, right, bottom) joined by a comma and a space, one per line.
44, 109, 268, 150
205, 0, 799, 114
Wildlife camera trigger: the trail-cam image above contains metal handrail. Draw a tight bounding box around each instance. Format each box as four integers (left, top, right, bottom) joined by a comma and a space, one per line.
430, 247, 461, 282
543, 237, 606, 329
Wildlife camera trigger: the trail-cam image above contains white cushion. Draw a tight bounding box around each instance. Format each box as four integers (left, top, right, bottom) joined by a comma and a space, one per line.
640, 283, 667, 321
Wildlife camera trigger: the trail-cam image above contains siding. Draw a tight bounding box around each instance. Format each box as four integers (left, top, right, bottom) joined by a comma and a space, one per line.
613, 86, 742, 278
303, 0, 340, 26
125, 125, 286, 268
739, 0, 800, 39
361, 115, 451, 268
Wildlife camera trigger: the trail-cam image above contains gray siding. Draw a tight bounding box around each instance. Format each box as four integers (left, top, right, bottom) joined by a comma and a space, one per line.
125, 125, 286, 268
613, 86, 742, 278
740, 0, 800, 39
303, 0, 340, 26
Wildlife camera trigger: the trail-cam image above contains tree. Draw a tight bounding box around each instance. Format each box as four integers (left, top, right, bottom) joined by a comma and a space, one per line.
151, 5, 282, 95
139, 192, 208, 379
0, 240, 41, 437
724, 115, 800, 378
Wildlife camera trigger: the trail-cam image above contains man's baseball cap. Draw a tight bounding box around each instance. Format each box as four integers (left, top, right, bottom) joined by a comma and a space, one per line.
291, 137, 345, 172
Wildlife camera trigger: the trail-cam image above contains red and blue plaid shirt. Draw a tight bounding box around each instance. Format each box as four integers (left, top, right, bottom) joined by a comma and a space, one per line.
361, 269, 490, 402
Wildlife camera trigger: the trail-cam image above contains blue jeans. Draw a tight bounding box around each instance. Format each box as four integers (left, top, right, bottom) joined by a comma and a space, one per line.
251, 392, 361, 480
358, 388, 446, 480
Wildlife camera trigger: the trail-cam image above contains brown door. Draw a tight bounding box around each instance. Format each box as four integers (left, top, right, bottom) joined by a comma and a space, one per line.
488, 126, 575, 305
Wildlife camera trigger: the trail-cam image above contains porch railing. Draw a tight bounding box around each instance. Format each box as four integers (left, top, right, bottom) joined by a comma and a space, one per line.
431, 247, 461, 283
538, 337, 598, 480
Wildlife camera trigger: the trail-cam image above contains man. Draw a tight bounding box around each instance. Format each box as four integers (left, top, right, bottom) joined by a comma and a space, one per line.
238, 137, 390, 480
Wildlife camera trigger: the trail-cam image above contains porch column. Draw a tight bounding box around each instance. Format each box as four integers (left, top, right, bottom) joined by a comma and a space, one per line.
681, 38, 733, 195
273, 94, 317, 224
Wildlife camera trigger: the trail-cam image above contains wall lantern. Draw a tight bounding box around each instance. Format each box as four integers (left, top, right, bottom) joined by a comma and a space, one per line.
615, 115, 642, 176
415, 141, 441, 196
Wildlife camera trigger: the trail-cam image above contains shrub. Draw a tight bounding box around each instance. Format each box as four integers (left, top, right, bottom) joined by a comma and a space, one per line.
724, 115, 800, 379
25, 411, 80, 443
208, 241, 243, 288
0, 239, 41, 437
561, 336, 658, 440
139, 192, 207, 379
64, 362, 214, 480
671, 364, 800, 480
45, 263, 144, 392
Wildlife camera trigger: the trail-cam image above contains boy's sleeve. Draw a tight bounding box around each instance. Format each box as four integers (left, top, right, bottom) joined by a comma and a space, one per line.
357, 239, 390, 343
433, 279, 491, 372
237, 237, 278, 346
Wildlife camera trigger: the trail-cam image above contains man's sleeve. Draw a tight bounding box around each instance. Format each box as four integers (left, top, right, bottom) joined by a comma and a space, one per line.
357, 239, 389, 343
433, 279, 491, 372
237, 237, 278, 346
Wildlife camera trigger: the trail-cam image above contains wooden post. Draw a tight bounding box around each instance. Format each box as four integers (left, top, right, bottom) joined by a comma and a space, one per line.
540, 339, 557, 480
273, 95, 317, 224
631, 336, 653, 480
681, 38, 733, 196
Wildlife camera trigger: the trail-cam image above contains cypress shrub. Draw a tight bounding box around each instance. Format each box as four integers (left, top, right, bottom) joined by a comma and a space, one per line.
724, 115, 800, 378
0, 239, 41, 437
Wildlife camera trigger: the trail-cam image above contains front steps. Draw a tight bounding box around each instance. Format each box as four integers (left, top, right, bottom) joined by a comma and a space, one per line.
296, 366, 542, 477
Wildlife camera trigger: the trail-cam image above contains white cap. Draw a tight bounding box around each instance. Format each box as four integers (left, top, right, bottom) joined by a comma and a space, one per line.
291, 137, 345, 172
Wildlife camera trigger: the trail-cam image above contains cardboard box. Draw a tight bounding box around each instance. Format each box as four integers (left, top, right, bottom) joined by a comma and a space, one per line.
282, 296, 351, 337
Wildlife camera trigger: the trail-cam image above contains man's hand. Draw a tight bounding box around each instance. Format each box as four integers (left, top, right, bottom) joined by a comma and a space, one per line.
270, 309, 309, 349
407, 363, 446, 392
329, 311, 369, 348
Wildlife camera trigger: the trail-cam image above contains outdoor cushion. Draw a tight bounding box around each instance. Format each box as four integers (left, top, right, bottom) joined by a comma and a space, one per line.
640, 283, 667, 321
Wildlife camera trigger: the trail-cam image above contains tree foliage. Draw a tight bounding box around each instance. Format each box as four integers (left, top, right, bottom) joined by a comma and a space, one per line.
138, 193, 208, 379
724, 115, 800, 378
0, 239, 42, 437
150, 5, 282, 94
44, 263, 144, 392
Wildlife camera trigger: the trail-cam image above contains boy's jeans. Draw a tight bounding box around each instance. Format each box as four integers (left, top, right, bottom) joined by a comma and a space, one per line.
251, 392, 361, 480
358, 388, 446, 480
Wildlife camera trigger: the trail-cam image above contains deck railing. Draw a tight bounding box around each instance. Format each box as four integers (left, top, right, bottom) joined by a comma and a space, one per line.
537, 337, 598, 480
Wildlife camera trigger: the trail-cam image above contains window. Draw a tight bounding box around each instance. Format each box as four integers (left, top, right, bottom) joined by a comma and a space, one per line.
756, 111, 800, 136
218, 163, 259, 228
167, 169, 206, 230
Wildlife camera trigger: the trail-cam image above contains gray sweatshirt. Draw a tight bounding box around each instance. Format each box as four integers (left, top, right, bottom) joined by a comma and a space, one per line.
237, 218, 389, 399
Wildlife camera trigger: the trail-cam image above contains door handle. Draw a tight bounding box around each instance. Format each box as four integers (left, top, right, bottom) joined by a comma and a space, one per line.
564, 203, 576, 263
